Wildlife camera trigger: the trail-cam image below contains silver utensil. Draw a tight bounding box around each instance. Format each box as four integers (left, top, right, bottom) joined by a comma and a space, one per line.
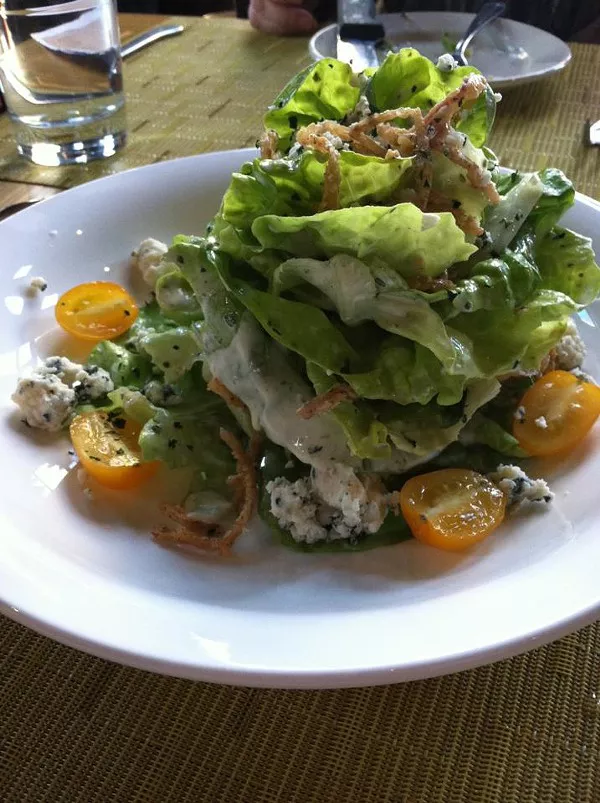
587, 120, 600, 147
336, 0, 385, 72
0, 201, 38, 222
121, 24, 185, 60
451, 1, 506, 65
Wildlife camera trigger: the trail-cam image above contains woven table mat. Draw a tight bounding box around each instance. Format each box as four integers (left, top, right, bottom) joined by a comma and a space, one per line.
2, 615, 600, 802
3, 17, 600, 803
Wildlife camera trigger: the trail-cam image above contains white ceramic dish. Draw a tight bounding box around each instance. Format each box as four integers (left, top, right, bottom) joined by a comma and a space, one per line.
310, 12, 571, 89
1, 149, 600, 689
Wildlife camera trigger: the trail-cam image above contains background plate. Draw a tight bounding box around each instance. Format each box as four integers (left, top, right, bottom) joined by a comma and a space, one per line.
310, 12, 572, 89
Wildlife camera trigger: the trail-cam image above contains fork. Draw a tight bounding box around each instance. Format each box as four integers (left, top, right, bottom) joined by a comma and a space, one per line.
451, 1, 506, 66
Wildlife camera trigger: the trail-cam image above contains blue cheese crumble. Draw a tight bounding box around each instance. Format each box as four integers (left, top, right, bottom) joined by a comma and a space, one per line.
12, 356, 113, 431
131, 238, 169, 288
267, 463, 386, 544
436, 54, 457, 72
25, 276, 48, 296
488, 464, 554, 510
553, 318, 586, 371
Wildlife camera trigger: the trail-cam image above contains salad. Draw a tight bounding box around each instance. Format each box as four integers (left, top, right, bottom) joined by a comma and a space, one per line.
12, 50, 600, 556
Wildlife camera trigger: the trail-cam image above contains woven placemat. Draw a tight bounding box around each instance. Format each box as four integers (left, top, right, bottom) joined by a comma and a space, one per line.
2, 614, 600, 802
2, 18, 600, 802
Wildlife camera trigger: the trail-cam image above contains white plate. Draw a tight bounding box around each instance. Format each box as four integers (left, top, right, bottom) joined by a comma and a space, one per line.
1, 149, 600, 689
310, 12, 571, 89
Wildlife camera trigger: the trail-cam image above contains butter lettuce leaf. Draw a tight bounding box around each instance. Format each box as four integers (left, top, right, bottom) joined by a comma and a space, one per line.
306, 361, 391, 460
534, 227, 600, 305
367, 49, 496, 147
253, 203, 476, 277
264, 59, 359, 151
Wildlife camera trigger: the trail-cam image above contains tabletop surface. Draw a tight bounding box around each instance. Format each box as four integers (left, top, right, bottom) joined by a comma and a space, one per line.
2, 15, 600, 803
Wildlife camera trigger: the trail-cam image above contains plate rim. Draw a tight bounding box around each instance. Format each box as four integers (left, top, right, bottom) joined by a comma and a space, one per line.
0, 149, 599, 689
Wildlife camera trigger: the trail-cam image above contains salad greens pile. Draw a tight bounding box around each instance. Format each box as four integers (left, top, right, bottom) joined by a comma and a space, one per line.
89, 49, 600, 551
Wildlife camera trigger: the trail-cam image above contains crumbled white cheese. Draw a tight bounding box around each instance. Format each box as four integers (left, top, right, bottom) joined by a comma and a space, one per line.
143, 379, 182, 407
12, 356, 114, 431
514, 406, 526, 423
322, 131, 344, 150
40, 357, 113, 402
436, 53, 457, 72
267, 463, 386, 544
493, 92, 503, 102
445, 128, 468, 150
131, 238, 169, 288
25, 276, 48, 296
535, 416, 548, 429
553, 318, 586, 371
488, 464, 554, 510
480, 168, 492, 186
12, 374, 76, 431
346, 93, 372, 124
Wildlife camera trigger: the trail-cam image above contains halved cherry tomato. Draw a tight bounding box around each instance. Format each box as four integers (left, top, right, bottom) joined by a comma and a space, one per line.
70, 411, 159, 490
513, 370, 600, 457
56, 281, 138, 342
399, 468, 506, 552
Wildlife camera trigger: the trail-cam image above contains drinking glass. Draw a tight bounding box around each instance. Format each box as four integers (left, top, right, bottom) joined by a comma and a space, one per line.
0, 0, 126, 166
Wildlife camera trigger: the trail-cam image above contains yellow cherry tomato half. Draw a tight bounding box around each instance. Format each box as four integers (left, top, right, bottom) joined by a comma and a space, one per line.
399, 468, 506, 552
70, 411, 159, 490
513, 370, 600, 457
55, 281, 138, 342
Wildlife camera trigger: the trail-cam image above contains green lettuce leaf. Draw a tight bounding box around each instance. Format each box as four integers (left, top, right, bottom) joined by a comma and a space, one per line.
459, 412, 526, 457
214, 150, 414, 267
484, 172, 544, 254
527, 168, 575, 236
343, 340, 467, 406
213, 254, 358, 373
170, 236, 243, 354
137, 326, 202, 384
155, 270, 203, 323
450, 289, 578, 374
87, 340, 154, 389
306, 362, 391, 460
273, 253, 479, 377
367, 49, 496, 146
264, 59, 359, 151
139, 364, 238, 481
430, 150, 491, 222
377, 378, 500, 457
441, 250, 541, 319
253, 203, 477, 277
534, 227, 600, 305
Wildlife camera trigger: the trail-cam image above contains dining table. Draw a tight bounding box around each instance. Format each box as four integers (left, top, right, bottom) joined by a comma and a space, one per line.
2, 13, 600, 803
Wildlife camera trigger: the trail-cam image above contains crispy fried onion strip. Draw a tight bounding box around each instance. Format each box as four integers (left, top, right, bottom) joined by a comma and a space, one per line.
423, 76, 500, 204
294, 76, 498, 218
424, 190, 484, 237
259, 129, 279, 160
319, 148, 341, 212
153, 429, 260, 556
207, 376, 246, 410
297, 384, 357, 420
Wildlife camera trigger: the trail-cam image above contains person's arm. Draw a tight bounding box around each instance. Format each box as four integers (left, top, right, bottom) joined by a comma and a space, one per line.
248, 0, 319, 34
572, 16, 600, 43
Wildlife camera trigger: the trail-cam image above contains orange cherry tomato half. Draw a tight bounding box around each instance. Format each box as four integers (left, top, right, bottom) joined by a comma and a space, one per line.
55, 281, 138, 342
70, 411, 159, 490
399, 468, 506, 552
513, 370, 600, 457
